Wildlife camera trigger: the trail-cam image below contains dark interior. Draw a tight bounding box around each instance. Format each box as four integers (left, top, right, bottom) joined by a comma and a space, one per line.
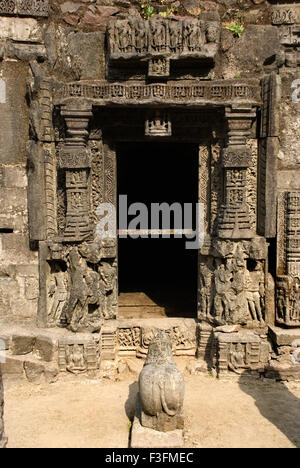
117, 142, 198, 318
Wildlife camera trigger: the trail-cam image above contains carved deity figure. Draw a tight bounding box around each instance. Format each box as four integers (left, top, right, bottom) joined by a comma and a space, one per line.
60, 248, 89, 331
169, 21, 182, 52
246, 262, 265, 324
139, 331, 184, 432
290, 278, 300, 321
150, 19, 166, 52
115, 20, 132, 53
132, 18, 147, 53
66, 344, 87, 374
98, 261, 117, 319
206, 21, 220, 43
214, 263, 231, 323
183, 19, 200, 52
198, 261, 213, 320
228, 343, 246, 374
48, 265, 68, 326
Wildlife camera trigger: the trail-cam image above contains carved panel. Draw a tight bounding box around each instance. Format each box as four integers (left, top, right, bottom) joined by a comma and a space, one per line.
40, 242, 117, 331
198, 144, 211, 234
276, 276, 300, 328
101, 326, 117, 360
117, 323, 196, 357
276, 191, 300, 327
58, 337, 100, 373
0, 0, 48, 16
215, 332, 269, 375
108, 17, 220, 74
148, 57, 170, 78
272, 5, 299, 25
145, 112, 171, 137
198, 240, 267, 327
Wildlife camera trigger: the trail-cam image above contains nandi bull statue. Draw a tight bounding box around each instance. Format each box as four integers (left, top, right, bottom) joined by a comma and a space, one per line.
138, 331, 184, 432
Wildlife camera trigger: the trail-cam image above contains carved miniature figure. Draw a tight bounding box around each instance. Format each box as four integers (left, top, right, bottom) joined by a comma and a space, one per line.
60, 248, 89, 331
228, 343, 246, 374
169, 21, 182, 52
214, 263, 231, 323
183, 19, 200, 52
138, 331, 184, 432
150, 18, 166, 52
98, 261, 117, 319
115, 19, 132, 53
246, 262, 265, 324
66, 344, 87, 374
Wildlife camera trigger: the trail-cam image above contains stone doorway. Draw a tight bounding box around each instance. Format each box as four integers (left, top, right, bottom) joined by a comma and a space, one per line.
117, 142, 198, 319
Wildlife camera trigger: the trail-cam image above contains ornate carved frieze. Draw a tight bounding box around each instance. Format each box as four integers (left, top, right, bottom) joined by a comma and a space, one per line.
107, 16, 220, 77
218, 106, 257, 239
55, 81, 261, 107
117, 322, 197, 358
0, 0, 48, 16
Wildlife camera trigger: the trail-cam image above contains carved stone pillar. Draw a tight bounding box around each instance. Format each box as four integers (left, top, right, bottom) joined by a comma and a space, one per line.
59, 103, 93, 242
218, 105, 256, 239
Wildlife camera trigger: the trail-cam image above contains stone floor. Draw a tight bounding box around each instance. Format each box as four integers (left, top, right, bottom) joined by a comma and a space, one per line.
3, 372, 300, 448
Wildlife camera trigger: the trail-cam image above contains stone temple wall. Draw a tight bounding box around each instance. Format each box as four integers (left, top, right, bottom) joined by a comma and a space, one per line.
0, 0, 299, 380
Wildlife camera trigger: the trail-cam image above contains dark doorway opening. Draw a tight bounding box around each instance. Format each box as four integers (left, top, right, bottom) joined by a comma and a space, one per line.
117, 142, 198, 318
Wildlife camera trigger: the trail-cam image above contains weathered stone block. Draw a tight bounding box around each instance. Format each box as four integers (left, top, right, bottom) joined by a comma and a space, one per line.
25, 277, 39, 300
269, 326, 300, 347
35, 335, 57, 362
11, 335, 35, 355
1, 166, 27, 189
1, 357, 24, 375
0, 62, 28, 165
24, 360, 44, 383
0, 18, 43, 42
131, 398, 184, 448
0, 188, 27, 213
